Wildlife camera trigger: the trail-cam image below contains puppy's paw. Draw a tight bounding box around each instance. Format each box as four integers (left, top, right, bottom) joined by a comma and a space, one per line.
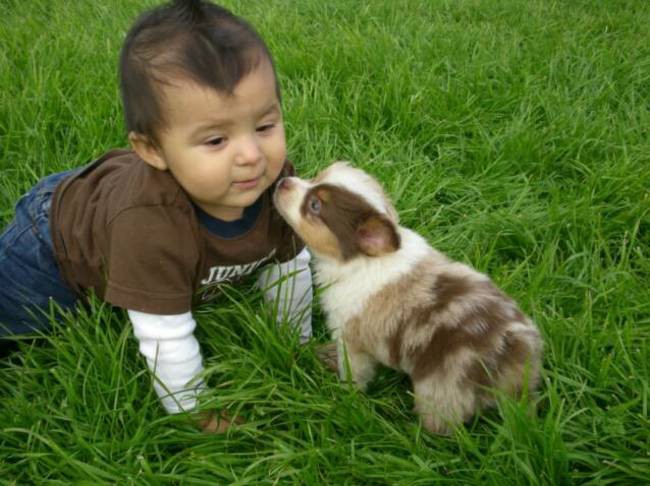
419, 414, 455, 436
315, 342, 338, 373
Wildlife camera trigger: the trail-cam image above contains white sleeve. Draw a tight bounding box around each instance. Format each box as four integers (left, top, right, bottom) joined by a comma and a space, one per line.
258, 247, 313, 343
128, 310, 205, 414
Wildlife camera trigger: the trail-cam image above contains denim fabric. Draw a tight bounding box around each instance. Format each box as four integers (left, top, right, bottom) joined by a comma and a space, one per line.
0, 170, 79, 335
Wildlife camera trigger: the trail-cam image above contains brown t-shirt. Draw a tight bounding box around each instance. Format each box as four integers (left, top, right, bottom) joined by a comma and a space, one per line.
49, 150, 303, 314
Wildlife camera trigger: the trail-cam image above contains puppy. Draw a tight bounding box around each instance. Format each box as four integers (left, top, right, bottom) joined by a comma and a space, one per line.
273, 162, 542, 434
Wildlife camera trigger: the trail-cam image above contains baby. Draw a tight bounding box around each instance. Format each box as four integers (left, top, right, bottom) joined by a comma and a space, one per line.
0, 0, 313, 432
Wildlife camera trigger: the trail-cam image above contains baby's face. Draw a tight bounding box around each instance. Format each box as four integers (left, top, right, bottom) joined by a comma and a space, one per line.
154, 59, 286, 221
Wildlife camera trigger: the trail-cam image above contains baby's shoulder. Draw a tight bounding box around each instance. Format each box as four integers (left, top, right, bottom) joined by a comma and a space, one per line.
90, 150, 190, 214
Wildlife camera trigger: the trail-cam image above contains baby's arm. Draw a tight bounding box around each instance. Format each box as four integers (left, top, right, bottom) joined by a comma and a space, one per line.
128, 310, 205, 413
129, 310, 242, 432
258, 247, 313, 342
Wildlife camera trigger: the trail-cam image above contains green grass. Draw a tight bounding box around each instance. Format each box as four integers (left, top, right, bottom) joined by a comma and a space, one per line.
1, 0, 649, 483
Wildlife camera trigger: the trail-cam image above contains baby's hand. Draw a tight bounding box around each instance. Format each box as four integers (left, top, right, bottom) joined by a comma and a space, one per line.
195, 410, 244, 433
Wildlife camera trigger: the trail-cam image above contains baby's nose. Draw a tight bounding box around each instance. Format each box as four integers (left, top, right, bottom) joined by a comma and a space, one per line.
235, 137, 263, 165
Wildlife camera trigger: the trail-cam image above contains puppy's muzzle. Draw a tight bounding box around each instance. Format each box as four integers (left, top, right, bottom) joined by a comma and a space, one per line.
276, 177, 294, 192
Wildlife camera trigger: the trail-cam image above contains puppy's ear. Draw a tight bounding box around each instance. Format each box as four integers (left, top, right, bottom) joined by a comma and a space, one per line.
357, 214, 400, 257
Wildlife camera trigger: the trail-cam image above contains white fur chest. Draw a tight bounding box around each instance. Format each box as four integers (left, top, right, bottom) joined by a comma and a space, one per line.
314, 228, 433, 338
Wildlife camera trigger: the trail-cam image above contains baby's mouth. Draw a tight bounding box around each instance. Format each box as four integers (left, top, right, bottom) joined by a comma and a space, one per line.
233, 176, 262, 189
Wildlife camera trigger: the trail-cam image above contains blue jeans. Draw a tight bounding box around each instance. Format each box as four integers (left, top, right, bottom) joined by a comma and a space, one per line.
0, 170, 79, 335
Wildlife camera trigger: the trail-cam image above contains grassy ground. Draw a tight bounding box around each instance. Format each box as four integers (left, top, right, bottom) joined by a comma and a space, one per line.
1, 0, 649, 483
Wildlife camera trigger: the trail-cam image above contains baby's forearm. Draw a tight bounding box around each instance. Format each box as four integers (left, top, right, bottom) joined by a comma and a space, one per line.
128, 246, 313, 414
258, 247, 313, 342
128, 310, 205, 414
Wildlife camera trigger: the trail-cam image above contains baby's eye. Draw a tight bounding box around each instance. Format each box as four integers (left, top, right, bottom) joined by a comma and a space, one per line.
256, 123, 275, 133
206, 136, 225, 146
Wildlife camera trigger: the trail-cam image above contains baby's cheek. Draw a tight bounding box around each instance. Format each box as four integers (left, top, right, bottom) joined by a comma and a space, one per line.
268, 133, 287, 164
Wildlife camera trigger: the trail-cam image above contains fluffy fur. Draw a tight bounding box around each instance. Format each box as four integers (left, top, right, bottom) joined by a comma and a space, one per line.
274, 162, 543, 434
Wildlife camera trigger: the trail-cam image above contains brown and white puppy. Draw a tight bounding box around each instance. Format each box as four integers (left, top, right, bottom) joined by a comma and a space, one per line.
273, 162, 542, 434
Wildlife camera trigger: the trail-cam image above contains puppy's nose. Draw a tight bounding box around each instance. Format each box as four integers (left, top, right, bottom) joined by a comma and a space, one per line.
277, 177, 293, 191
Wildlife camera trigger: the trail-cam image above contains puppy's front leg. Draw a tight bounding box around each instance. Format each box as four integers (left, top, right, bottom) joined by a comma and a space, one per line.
338, 338, 377, 392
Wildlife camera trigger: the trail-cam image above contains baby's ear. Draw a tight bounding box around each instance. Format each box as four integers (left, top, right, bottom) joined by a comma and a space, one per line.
356, 214, 400, 257
129, 132, 168, 171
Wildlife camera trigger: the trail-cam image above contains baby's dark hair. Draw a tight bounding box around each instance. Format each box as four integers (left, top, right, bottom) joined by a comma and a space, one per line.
119, 0, 278, 145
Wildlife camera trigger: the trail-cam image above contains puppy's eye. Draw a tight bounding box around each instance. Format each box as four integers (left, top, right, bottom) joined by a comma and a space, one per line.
308, 196, 321, 214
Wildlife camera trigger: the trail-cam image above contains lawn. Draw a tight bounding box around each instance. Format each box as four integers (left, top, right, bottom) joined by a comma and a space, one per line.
1, 0, 648, 483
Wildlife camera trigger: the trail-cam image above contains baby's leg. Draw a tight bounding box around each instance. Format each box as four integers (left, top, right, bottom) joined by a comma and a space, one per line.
338, 338, 378, 391
0, 171, 79, 335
